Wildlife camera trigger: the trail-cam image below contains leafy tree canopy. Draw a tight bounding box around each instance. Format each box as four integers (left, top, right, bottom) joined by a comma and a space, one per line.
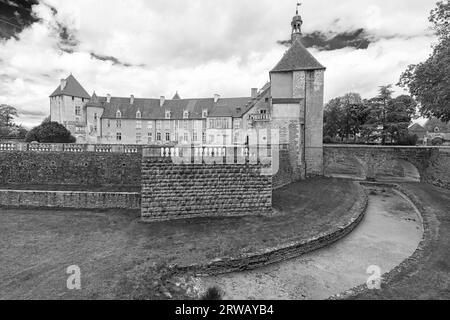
324, 85, 417, 145
0, 104, 18, 127
25, 121, 76, 143
399, 0, 450, 122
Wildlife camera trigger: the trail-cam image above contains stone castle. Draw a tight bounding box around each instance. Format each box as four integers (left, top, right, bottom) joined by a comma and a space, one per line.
49, 10, 325, 178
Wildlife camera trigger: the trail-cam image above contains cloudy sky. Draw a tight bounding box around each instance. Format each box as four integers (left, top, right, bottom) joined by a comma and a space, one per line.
0, 0, 439, 128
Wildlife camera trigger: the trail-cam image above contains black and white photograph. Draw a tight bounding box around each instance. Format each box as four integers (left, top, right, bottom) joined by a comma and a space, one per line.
0, 0, 449, 311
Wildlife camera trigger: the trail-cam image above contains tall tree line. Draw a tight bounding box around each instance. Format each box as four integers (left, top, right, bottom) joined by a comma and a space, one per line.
324, 86, 417, 145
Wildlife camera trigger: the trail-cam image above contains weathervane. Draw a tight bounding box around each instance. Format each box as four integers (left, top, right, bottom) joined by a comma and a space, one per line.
296, 2, 302, 15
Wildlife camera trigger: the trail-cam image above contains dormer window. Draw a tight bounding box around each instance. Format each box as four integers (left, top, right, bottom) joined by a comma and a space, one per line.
165, 110, 171, 119
136, 110, 141, 119
202, 109, 208, 118
116, 110, 121, 118
183, 110, 189, 119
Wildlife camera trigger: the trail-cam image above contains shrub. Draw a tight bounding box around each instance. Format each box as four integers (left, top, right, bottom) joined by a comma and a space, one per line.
25, 121, 76, 143
323, 135, 333, 144
200, 286, 223, 300
397, 134, 418, 146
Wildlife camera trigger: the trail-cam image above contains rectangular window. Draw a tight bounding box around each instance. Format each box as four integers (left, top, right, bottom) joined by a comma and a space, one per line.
156, 132, 161, 141
72, 96, 75, 101
116, 120, 121, 128
93, 125, 97, 132
75, 106, 81, 115
94, 113, 98, 121
209, 135, 214, 144
148, 132, 153, 143
202, 132, 206, 144
234, 119, 241, 129
156, 121, 162, 130
136, 120, 142, 129
234, 132, 240, 144
192, 131, 198, 142
116, 132, 122, 141
107, 119, 110, 128
147, 121, 153, 129
165, 132, 170, 141
183, 132, 189, 142
136, 133, 141, 144
183, 120, 188, 130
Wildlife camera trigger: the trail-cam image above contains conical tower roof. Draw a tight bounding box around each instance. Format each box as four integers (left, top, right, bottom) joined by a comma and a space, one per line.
49, 74, 91, 99
271, 39, 325, 73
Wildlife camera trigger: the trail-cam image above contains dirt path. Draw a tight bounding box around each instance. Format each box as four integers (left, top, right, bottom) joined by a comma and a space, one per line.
199, 186, 423, 300
352, 183, 450, 300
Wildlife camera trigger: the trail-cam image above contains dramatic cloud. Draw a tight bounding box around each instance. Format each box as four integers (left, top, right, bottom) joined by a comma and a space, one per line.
0, 0, 439, 128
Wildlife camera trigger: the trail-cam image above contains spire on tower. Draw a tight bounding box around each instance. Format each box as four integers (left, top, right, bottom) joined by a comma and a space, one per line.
291, 2, 303, 42
296, 2, 301, 15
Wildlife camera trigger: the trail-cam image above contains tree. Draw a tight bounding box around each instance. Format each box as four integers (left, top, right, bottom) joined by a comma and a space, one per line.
0, 104, 18, 127
25, 121, 76, 143
42, 115, 51, 124
362, 86, 416, 144
399, 0, 450, 122
323, 93, 368, 142
324, 97, 343, 139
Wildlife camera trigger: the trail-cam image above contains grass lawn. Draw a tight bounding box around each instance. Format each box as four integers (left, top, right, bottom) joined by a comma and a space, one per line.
0, 177, 360, 299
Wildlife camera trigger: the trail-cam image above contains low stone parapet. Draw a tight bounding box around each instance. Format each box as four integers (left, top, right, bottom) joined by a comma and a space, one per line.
0, 189, 141, 210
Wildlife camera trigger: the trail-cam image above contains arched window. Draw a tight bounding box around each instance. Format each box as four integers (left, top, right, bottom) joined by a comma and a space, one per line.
136, 110, 141, 119
165, 110, 171, 119
183, 110, 189, 119
116, 110, 121, 118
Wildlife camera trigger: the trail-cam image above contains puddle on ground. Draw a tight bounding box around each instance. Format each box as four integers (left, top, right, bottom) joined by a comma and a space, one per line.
198, 186, 423, 300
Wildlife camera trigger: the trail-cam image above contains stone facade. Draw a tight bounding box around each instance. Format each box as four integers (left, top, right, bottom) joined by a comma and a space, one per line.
272, 146, 295, 189
141, 155, 272, 222
324, 145, 450, 189
0, 151, 141, 188
0, 190, 140, 210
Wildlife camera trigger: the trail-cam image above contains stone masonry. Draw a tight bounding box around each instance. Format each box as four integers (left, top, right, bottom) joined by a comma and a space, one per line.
141, 155, 272, 222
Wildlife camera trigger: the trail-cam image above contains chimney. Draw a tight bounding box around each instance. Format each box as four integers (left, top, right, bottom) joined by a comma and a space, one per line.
106, 94, 111, 103
60, 79, 67, 90
214, 94, 220, 103
160, 96, 165, 107
130, 95, 134, 105
251, 88, 258, 99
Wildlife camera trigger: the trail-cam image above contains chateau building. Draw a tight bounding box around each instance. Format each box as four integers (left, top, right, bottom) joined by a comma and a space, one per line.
49, 9, 325, 177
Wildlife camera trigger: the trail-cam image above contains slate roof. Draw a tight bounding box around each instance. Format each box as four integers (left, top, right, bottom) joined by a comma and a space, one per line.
49, 74, 91, 99
90, 95, 265, 120
271, 39, 325, 72
408, 123, 426, 132
424, 118, 450, 132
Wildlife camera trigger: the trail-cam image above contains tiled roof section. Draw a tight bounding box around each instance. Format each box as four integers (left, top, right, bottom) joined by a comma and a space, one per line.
95, 95, 266, 120
408, 123, 426, 131
49, 74, 91, 99
86, 92, 102, 107
271, 39, 325, 72
424, 118, 450, 132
